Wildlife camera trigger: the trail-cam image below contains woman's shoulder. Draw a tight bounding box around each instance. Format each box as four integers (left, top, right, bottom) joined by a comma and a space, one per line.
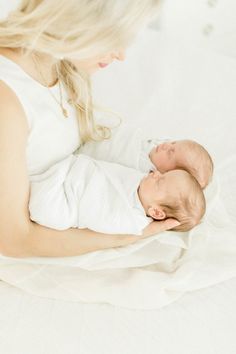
0, 79, 29, 133
0, 75, 16, 94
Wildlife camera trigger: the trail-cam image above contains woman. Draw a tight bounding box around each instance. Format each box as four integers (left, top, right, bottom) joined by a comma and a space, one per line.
0, 0, 178, 258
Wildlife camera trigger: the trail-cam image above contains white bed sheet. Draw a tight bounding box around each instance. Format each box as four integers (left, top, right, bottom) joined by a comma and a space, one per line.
0, 277, 235, 354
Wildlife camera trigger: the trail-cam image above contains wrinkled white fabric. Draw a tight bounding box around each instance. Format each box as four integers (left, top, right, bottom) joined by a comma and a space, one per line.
29, 153, 150, 235
79, 128, 170, 173
0, 29, 235, 310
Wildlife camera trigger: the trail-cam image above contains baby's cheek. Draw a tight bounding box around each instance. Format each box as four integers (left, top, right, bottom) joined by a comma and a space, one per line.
149, 149, 159, 167
149, 147, 161, 161
152, 155, 168, 173
155, 157, 173, 173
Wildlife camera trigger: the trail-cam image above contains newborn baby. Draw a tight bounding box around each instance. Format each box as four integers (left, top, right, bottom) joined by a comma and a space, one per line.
79, 129, 213, 189
29, 153, 205, 235
141, 138, 213, 188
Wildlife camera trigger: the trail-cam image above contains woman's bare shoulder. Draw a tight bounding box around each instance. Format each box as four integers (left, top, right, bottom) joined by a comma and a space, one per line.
0, 78, 15, 97
0, 79, 29, 132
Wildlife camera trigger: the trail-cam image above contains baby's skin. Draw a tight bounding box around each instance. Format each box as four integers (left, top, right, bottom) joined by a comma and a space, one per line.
148, 140, 213, 188
137, 169, 206, 231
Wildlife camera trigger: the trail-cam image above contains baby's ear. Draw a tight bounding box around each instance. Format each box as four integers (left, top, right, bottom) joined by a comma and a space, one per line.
147, 206, 166, 220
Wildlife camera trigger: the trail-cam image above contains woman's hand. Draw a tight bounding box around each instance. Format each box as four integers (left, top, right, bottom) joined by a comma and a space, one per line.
141, 219, 180, 239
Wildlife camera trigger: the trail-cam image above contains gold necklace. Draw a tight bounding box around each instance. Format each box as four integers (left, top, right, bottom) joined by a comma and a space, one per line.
32, 54, 69, 118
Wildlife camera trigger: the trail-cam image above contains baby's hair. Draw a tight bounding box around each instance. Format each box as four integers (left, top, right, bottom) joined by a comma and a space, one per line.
177, 140, 214, 189
160, 170, 206, 232
0, 0, 161, 144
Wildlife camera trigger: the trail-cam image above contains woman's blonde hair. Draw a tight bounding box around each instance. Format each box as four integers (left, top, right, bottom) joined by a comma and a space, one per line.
0, 0, 160, 143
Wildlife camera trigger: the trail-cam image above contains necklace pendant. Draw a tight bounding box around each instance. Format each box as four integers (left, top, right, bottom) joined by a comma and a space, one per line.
62, 107, 68, 118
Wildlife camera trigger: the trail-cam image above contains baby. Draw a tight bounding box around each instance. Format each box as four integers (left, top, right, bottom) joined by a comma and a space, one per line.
29, 153, 206, 235
141, 138, 214, 188
79, 130, 214, 189
137, 168, 205, 232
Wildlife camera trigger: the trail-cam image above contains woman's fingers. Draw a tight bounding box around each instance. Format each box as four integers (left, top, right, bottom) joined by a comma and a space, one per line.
142, 218, 180, 238
163, 218, 180, 231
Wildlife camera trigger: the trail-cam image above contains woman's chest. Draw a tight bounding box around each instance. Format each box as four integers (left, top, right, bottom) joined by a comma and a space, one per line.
26, 100, 80, 176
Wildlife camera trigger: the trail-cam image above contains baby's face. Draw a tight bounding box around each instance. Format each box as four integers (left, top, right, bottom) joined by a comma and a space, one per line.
149, 141, 186, 173
138, 169, 185, 211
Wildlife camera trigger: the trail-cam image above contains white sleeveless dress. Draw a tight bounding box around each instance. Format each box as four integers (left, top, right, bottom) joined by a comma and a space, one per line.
0, 55, 81, 176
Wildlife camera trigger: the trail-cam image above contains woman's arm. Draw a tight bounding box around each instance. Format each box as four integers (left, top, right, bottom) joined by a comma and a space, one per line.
14, 218, 177, 258
0, 81, 31, 256
20, 222, 137, 257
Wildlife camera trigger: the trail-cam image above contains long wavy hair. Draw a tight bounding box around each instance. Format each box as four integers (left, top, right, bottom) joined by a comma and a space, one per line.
0, 0, 160, 143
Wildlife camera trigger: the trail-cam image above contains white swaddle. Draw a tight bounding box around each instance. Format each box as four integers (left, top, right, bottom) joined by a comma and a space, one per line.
79, 126, 170, 173
29, 154, 150, 235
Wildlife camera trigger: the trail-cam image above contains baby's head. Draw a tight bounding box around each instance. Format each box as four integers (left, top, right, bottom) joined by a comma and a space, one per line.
138, 169, 206, 232
149, 140, 213, 188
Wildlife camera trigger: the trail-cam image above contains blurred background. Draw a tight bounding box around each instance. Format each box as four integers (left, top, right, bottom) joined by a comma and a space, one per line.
2, 0, 236, 58
150, 0, 236, 58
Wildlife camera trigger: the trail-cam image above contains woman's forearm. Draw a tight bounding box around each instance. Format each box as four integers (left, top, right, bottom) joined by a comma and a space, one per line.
15, 221, 139, 258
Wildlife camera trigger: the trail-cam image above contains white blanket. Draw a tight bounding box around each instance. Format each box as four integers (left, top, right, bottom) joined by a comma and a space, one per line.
29, 153, 149, 235
0, 29, 235, 309
79, 126, 170, 172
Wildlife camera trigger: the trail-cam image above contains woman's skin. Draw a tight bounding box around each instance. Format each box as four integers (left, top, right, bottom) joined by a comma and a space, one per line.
0, 46, 179, 258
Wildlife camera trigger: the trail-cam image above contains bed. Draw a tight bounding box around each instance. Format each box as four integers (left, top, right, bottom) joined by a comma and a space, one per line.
0, 4, 236, 353
0, 277, 236, 354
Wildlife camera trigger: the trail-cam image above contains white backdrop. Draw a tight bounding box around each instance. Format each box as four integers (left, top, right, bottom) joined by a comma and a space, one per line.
2, 0, 236, 57
160, 0, 236, 57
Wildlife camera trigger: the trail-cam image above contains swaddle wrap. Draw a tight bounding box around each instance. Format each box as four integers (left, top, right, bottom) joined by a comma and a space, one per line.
79, 127, 170, 173
29, 154, 151, 235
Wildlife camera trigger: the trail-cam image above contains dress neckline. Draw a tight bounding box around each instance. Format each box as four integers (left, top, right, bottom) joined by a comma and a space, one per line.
0, 53, 59, 90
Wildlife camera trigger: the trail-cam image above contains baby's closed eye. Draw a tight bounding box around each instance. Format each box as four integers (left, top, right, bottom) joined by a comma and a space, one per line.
168, 148, 175, 157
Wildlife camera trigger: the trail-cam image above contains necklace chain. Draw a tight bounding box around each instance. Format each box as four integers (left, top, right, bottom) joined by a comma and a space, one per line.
32, 54, 69, 118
